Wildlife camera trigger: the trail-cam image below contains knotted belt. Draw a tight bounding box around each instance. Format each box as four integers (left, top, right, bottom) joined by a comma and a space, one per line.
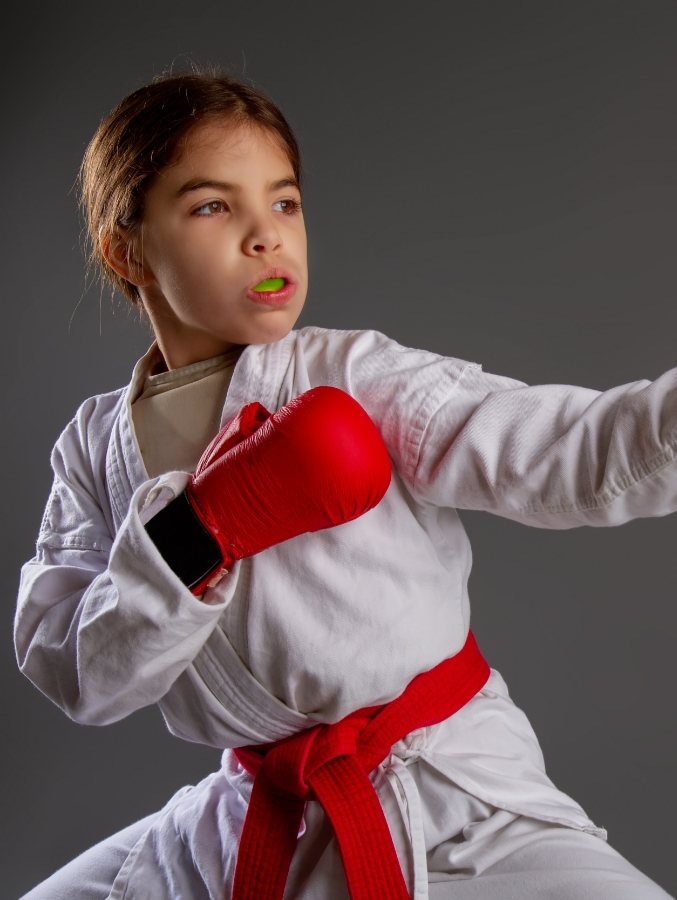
232, 631, 490, 899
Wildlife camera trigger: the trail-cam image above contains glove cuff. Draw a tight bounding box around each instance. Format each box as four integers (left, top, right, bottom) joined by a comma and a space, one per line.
145, 491, 223, 595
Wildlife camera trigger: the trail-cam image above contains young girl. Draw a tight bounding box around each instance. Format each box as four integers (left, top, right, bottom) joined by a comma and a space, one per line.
15, 70, 676, 900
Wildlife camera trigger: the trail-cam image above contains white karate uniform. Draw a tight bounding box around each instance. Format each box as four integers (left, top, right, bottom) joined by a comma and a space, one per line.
15, 326, 677, 899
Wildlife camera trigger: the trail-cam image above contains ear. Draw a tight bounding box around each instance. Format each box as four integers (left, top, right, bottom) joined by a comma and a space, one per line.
100, 229, 154, 288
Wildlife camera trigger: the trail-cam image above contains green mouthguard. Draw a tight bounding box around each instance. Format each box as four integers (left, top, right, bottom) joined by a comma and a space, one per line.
253, 277, 285, 292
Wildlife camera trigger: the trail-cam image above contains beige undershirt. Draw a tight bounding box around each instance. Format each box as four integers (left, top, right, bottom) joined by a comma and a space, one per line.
131, 348, 242, 478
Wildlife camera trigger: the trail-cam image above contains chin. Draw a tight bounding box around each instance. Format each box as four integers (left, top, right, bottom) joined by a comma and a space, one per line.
245, 320, 299, 346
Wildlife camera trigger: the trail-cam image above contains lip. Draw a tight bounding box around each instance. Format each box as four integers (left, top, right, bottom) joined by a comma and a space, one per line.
246, 266, 297, 306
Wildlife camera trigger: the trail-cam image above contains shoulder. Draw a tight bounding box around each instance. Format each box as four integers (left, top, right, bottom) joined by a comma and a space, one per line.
292, 324, 479, 386
289, 326, 484, 474
294, 325, 402, 357
53, 341, 161, 466
51, 386, 127, 478
38, 386, 127, 550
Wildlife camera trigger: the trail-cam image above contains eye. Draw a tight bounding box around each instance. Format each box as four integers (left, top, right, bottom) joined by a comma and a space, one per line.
194, 200, 228, 217
273, 198, 303, 215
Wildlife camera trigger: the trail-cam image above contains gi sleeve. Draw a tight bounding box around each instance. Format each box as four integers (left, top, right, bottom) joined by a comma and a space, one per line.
14, 401, 234, 726
412, 361, 677, 527
343, 331, 677, 528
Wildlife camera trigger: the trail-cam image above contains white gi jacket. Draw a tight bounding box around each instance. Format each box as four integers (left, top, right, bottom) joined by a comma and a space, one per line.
14, 326, 677, 898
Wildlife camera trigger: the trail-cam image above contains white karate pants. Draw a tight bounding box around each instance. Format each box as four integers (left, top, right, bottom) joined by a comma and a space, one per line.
21, 801, 674, 900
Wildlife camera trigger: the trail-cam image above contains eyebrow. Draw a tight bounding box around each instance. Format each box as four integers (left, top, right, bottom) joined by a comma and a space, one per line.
175, 176, 300, 197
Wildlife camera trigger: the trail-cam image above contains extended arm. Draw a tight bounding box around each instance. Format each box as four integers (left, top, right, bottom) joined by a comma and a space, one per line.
412, 362, 677, 527
340, 330, 677, 527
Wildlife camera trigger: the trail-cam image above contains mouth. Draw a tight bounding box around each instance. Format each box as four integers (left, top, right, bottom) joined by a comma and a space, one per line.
247, 268, 295, 293
246, 269, 297, 306
252, 277, 287, 292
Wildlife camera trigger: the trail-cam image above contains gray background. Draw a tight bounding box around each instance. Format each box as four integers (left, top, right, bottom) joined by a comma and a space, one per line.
3, 0, 676, 896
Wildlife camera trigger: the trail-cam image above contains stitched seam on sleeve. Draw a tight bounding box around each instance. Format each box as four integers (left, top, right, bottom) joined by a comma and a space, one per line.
412, 362, 483, 496
516, 437, 677, 515
37, 535, 107, 552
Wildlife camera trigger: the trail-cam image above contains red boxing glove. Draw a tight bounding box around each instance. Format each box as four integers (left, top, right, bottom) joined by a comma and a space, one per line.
145, 387, 392, 596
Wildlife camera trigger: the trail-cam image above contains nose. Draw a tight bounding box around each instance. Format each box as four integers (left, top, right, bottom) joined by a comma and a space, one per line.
242, 211, 282, 256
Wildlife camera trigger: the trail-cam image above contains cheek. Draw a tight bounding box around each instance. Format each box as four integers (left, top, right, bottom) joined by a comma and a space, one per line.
147, 232, 213, 289
291, 228, 308, 266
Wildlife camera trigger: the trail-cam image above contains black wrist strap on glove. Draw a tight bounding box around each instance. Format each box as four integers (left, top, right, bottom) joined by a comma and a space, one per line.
144, 491, 223, 592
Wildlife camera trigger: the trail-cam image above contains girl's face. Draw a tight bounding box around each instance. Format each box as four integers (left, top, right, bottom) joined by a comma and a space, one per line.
131, 120, 307, 368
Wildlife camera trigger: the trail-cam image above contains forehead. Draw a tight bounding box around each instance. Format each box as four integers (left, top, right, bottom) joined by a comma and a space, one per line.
169, 120, 292, 174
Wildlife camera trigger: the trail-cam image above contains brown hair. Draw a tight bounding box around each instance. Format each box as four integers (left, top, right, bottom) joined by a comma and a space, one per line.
79, 68, 302, 304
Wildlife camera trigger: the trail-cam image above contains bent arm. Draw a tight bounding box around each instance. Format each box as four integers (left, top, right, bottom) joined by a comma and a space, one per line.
14, 418, 233, 726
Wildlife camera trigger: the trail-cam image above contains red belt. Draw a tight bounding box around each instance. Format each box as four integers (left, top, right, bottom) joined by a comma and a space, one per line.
232, 631, 490, 900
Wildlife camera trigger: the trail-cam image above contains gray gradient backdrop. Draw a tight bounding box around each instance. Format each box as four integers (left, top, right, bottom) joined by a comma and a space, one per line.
3, 1, 676, 896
